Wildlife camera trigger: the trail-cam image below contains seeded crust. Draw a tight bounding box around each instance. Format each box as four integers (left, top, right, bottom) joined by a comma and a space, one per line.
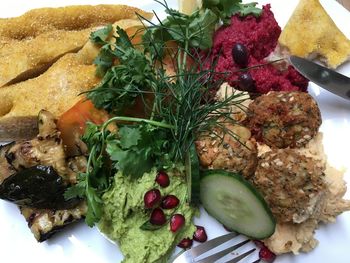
246, 91, 321, 149
0, 5, 152, 87
195, 124, 258, 178
0, 5, 149, 40
251, 149, 325, 223
0, 18, 145, 120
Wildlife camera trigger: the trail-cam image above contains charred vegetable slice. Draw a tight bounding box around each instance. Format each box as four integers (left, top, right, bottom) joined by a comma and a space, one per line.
0, 116, 38, 141
0, 165, 80, 209
0, 142, 16, 184
200, 170, 275, 239
21, 202, 87, 242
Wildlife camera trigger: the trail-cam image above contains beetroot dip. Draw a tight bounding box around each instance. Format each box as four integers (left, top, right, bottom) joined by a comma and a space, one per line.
209, 5, 308, 93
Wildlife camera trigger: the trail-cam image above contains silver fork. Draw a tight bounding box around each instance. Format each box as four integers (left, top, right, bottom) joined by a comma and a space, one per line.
171, 232, 259, 263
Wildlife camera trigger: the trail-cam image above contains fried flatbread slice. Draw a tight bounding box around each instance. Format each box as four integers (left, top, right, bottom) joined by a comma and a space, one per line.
278, 0, 350, 68
0, 5, 152, 87
0, 53, 100, 118
0, 19, 146, 120
0, 28, 93, 86
0, 5, 149, 40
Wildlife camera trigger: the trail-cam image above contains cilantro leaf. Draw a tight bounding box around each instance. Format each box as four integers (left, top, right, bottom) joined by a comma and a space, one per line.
118, 126, 141, 148
93, 45, 114, 77
87, 27, 156, 115
105, 123, 172, 179
202, 0, 262, 24
140, 219, 166, 231
90, 24, 113, 45
143, 8, 218, 51
63, 174, 86, 199
85, 186, 103, 226
106, 125, 153, 179
188, 9, 217, 49
65, 123, 113, 227
115, 26, 134, 51
238, 3, 262, 17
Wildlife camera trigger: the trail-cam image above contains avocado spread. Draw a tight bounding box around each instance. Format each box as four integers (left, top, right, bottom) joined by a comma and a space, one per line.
99, 169, 196, 263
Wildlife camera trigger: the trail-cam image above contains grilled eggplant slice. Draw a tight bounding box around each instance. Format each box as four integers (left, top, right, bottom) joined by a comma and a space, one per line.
4, 110, 77, 183
0, 110, 88, 241
0, 165, 80, 209
0, 142, 16, 184
21, 202, 87, 242
0, 116, 38, 141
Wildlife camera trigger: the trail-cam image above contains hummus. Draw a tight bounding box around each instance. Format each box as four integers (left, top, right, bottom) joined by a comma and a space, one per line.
259, 134, 350, 254
99, 169, 196, 263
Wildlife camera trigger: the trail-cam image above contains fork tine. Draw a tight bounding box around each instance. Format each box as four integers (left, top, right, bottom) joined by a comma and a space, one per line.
188, 232, 239, 258
196, 239, 250, 263
224, 248, 256, 263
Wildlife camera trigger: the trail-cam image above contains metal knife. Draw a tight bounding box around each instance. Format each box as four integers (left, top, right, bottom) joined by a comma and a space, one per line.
289, 55, 350, 100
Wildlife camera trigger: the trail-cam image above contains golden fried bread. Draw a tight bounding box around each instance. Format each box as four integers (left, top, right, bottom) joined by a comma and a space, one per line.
279, 0, 350, 68
0, 53, 99, 118
0, 5, 152, 87
0, 28, 93, 86
0, 5, 149, 40
0, 18, 146, 120
77, 19, 146, 64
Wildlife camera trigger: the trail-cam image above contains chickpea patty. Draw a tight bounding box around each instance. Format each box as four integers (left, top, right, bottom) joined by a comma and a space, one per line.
251, 149, 325, 223
246, 91, 321, 148
195, 124, 258, 178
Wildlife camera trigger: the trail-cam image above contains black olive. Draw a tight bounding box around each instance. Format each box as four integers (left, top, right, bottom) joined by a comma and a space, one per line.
238, 72, 256, 92
232, 43, 249, 68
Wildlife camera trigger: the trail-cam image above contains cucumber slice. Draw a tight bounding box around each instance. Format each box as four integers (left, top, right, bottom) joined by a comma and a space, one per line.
200, 170, 275, 239
185, 143, 200, 204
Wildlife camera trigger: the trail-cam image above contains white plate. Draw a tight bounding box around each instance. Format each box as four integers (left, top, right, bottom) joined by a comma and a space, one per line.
0, 1, 349, 262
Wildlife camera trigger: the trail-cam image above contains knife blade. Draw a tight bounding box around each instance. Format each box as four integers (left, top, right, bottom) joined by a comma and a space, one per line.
289, 55, 350, 100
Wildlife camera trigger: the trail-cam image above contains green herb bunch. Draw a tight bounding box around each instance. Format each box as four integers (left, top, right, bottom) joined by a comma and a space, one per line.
65, 0, 261, 226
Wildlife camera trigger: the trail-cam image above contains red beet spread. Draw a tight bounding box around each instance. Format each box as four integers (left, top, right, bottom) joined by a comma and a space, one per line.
209, 5, 308, 93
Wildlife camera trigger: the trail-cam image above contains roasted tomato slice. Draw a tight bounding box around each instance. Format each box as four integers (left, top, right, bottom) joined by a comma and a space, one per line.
57, 99, 109, 155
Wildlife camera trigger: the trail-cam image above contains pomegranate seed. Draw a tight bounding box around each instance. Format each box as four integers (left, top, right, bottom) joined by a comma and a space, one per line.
193, 225, 207, 242
150, 208, 166, 225
161, 195, 179, 209
170, 214, 185, 232
144, 189, 161, 209
259, 246, 276, 263
177, 238, 193, 249
155, 171, 170, 187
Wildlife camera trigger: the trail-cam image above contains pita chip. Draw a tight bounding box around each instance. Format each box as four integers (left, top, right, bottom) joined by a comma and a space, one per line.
279, 0, 350, 68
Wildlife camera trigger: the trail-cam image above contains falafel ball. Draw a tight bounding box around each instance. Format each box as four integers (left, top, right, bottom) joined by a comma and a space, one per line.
251, 149, 325, 223
196, 124, 258, 178
246, 91, 321, 148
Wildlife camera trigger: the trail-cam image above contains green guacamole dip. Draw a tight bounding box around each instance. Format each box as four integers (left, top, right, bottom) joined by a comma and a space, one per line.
99, 169, 196, 263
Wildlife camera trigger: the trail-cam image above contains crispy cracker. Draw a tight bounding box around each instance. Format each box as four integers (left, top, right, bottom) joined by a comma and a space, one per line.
0, 5, 150, 40
278, 0, 350, 68
0, 53, 100, 118
0, 16, 146, 120
0, 5, 152, 87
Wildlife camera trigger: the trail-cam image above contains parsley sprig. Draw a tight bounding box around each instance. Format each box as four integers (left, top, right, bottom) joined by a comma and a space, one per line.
202, 0, 262, 24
